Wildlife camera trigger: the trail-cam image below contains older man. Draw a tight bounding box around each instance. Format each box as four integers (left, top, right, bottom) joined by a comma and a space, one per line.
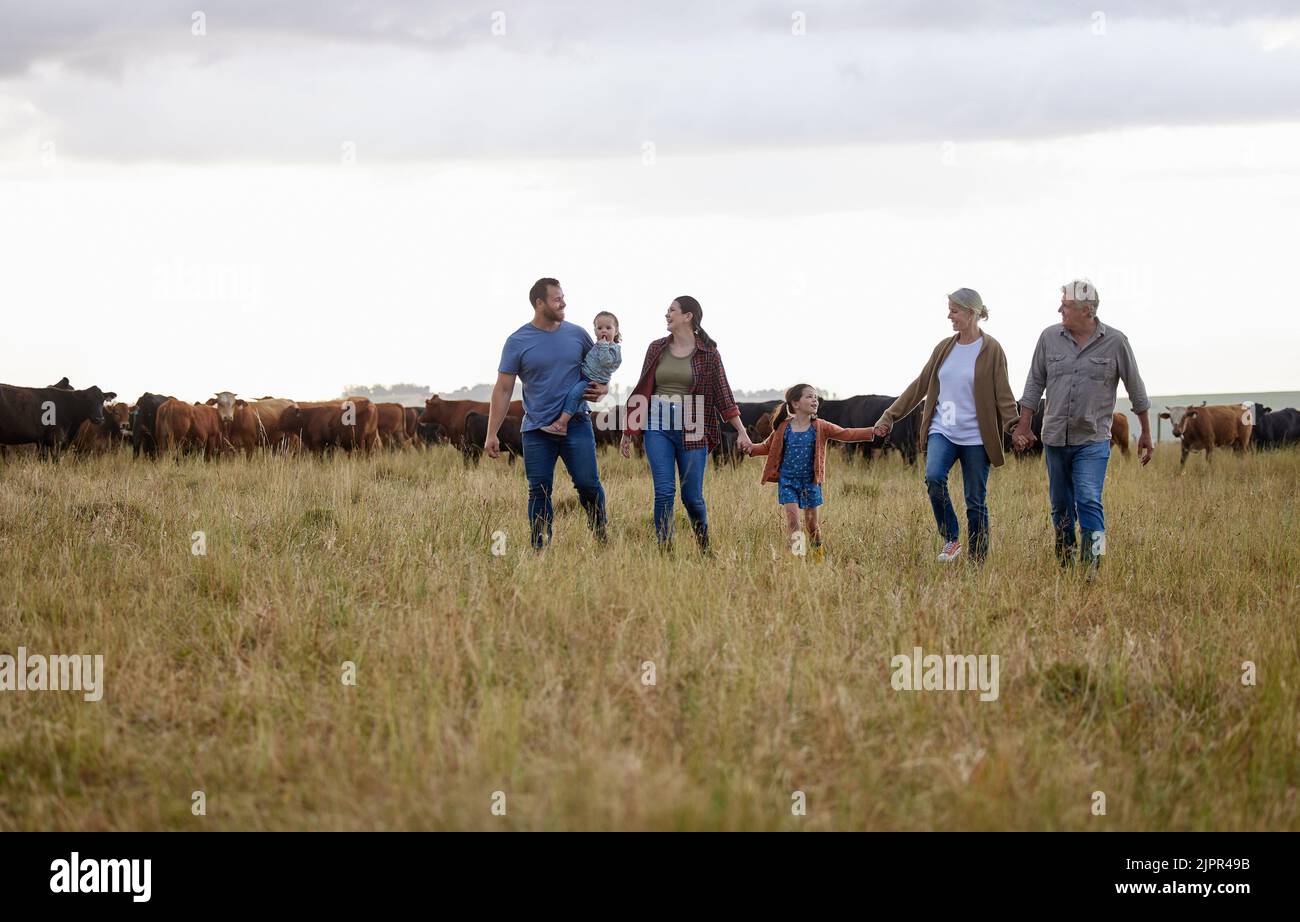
1013, 280, 1153, 573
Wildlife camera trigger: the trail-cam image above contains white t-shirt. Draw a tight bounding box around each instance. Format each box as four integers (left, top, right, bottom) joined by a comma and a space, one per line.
928, 337, 985, 445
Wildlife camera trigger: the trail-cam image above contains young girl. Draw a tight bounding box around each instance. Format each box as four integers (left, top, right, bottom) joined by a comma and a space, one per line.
749, 384, 877, 558
541, 311, 622, 436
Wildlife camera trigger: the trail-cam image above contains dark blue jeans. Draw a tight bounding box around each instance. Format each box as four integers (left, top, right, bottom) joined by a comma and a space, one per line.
1045, 439, 1110, 554
521, 414, 606, 549
643, 399, 708, 545
925, 432, 991, 557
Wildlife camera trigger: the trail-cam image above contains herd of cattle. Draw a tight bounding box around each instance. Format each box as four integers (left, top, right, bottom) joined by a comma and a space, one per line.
0, 377, 1297, 466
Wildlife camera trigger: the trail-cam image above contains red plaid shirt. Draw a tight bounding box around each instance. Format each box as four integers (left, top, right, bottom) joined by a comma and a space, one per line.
625, 336, 741, 451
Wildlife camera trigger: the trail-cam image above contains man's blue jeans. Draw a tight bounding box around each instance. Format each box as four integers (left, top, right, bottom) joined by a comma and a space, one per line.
521, 414, 607, 549
643, 399, 708, 545
925, 432, 991, 557
1044, 439, 1110, 555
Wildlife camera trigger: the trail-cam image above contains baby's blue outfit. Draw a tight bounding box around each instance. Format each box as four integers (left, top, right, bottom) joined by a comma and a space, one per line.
560, 341, 622, 417
778, 423, 823, 509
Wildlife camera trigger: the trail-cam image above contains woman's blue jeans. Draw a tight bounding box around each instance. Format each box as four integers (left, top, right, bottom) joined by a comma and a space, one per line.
643, 399, 708, 545
924, 432, 991, 558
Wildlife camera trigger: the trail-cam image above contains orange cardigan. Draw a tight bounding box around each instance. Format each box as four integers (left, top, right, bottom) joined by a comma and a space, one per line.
750, 417, 876, 484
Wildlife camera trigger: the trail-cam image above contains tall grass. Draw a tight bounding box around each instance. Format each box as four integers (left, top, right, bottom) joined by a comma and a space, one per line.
1, 442, 1296, 830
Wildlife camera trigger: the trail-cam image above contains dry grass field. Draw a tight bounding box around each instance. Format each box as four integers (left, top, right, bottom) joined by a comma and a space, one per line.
1, 442, 1297, 831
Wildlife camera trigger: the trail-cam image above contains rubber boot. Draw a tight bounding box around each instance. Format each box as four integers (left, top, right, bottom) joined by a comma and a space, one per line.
1054, 526, 1077, 568
1080, 529, 1104, 581
693, 520, 712, 556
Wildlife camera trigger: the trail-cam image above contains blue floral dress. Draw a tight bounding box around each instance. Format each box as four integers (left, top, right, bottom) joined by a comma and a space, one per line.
777, 423, 823, 509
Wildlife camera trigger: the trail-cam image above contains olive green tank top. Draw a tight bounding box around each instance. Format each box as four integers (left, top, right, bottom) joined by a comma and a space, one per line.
653, 349, 694, 397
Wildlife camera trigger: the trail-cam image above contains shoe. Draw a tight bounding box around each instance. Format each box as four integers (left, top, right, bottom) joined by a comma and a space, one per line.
811, 543, 826, 562
937, 540, 962, 562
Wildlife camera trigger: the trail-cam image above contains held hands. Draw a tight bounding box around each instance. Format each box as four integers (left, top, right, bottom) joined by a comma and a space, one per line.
583, 381, 609, 401
736, 432, 753, 455
1011, 425, 1037, 453
873, 424, 891, 439
620, 434, 633, 459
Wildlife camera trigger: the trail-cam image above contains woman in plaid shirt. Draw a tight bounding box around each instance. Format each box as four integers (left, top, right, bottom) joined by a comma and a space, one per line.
621, 296, 752, 551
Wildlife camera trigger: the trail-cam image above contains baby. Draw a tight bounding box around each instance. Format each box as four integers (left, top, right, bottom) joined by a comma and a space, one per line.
541, 311, 623, 436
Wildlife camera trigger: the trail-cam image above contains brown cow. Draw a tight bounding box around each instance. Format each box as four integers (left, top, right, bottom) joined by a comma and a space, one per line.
1110, 412, 1130, 458
156, 398, 223, 460
71, 402, 130, 454
277, 398, 377, 454
419, 396, 523, 448
370, 402, 410, 449
210, 393, 298, 457
403, 407, 420, 444
1159, 403, 1252, 469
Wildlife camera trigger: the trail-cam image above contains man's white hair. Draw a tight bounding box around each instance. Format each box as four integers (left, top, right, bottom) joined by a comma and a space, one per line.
1061, 279, 1100, 317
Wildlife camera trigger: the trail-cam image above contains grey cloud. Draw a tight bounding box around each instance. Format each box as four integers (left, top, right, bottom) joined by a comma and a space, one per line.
4, 0, 1297, 76
1, 0, 1299, 162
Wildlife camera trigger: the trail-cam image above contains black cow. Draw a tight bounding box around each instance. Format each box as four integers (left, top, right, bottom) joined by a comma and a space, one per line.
812, 394, 896, 462
1253, 405, 1300, 450
592, 407, 623, 450
735, 401, 780, 439
759, 394, 915, 464
710, 421, 746, 468
0, 382, 115, 458
415, 419, 448, 445
130, 393, 175, 459
463, 411, 522, 466
883, 401, 923, 465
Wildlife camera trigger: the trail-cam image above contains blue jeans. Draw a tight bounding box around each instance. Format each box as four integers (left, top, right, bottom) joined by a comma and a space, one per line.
925, 432, 991, 557
643, 399, 708, 545
560, 376, 594, 417
521, 414, 606, 549
1045, 440, 1110, 554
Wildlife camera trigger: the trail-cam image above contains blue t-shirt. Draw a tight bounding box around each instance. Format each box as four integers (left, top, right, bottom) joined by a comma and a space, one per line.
779, 424, 816, 483
498, 321, 594, 431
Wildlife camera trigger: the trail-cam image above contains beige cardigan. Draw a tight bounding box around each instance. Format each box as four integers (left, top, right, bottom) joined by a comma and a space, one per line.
875, 333, 1020, 467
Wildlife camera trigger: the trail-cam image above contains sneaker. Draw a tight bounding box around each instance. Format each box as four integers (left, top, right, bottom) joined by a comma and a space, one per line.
811, 544, 826, 562
937, 540, 962, 562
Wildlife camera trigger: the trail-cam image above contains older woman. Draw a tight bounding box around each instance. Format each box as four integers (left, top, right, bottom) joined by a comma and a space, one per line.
621, 296, 751, 551
873, 288, 1020, 563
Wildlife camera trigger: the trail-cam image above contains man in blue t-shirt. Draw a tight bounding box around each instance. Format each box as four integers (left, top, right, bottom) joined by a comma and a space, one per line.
488, 277, 608, 548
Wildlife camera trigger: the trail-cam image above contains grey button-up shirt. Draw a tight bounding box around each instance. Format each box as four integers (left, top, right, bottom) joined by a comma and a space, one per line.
1019, 321, 1149, 447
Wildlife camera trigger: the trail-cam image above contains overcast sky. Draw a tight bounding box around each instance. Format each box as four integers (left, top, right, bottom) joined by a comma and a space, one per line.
2, 1, 1298, 401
